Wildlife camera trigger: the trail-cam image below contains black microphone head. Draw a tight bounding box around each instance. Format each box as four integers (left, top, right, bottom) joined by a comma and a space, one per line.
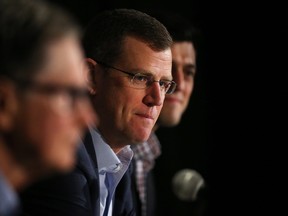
172, 169, 205, 201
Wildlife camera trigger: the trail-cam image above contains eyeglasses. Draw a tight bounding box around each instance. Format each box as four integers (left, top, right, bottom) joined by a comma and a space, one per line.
6, 75, 91, 108
96, 60, 177, 94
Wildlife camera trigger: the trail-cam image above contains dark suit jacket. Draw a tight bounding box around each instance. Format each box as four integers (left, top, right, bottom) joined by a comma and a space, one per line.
20, 131, 99, 216
113, 160, 138, 216
20, 130, 136, 216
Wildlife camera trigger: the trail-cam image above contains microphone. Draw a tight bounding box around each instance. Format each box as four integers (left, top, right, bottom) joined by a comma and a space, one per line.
172, 169, 205, 202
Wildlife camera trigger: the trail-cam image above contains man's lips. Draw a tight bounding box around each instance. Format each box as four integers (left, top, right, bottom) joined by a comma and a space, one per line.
136, 113, 155, 120
165, 96, 182, 103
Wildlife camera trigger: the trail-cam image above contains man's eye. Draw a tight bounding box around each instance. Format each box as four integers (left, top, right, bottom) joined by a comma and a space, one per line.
185, 69, 195, 77
159, 80, 170, 87
134, 74, 149, 82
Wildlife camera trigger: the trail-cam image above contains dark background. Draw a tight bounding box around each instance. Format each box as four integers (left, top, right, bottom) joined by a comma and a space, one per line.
49, 0, 287, 215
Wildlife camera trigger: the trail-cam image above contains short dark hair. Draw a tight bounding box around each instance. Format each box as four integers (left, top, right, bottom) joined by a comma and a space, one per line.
0, 0, 80, 79
146, 9, 202, 53
82, 8, 173, 65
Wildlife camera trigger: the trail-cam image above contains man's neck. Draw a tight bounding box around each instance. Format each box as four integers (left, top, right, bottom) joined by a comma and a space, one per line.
0, 142, 29, 191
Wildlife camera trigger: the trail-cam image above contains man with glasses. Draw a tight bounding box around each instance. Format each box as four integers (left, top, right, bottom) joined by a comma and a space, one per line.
0, 0, 95, 215
131, 10, 206, 216
20, 8, 174, 216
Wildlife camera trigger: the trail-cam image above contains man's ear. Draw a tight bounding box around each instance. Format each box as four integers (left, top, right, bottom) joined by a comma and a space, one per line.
0, 80, 18, 131
85, 58, 97, 95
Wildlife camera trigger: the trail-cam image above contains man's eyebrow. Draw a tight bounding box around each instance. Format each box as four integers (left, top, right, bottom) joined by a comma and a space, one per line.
128, 68, 173, 81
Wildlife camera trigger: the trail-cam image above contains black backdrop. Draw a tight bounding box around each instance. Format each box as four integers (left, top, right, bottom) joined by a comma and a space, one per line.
48, 0, 287, 215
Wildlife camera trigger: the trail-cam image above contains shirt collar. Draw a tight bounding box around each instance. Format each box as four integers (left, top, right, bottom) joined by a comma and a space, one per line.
89, 127, 121, 174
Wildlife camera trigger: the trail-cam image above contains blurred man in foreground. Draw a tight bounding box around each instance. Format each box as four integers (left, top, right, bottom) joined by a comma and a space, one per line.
0, 0, 95, 215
